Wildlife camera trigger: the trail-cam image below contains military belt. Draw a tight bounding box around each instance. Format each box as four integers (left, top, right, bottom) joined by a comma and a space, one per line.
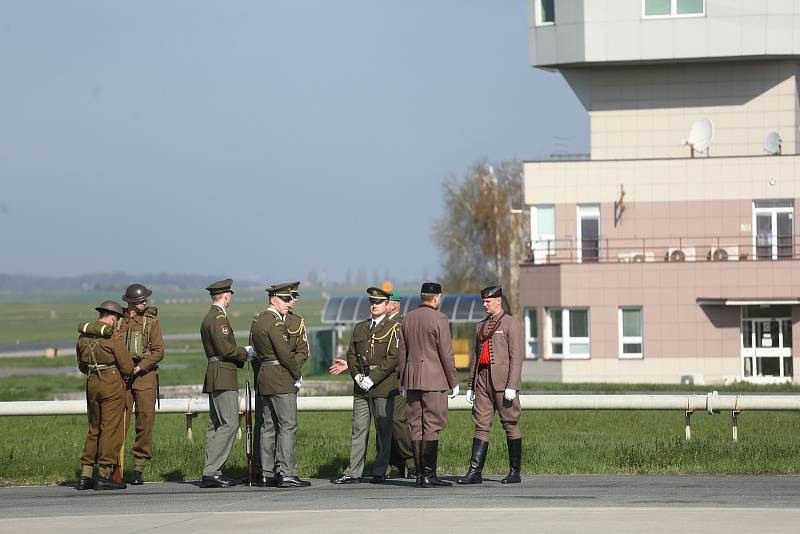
87, 364, 115, 372
207, 357, 222, 363
258, 360, 281, 367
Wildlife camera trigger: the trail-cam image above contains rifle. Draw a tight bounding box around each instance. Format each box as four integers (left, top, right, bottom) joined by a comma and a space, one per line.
245, 362, 254, 486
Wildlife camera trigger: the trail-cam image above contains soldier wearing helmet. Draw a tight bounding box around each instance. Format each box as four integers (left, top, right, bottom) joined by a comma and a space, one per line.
117, 283, 164, 485
75, 300, 134, 491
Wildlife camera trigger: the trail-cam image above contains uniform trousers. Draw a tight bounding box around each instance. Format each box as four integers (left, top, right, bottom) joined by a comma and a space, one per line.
260, 393, 298, 478
80, 370, 126, 479
405, 390, 448, 441
125, 376, 157, 471
389, 392, 413, 470
343, 395, 394, 478
472, 366, 522, 442
203, 389, 239, 477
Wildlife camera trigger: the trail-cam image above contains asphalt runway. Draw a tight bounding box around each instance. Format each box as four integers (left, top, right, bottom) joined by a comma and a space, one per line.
1, 475, 798, 533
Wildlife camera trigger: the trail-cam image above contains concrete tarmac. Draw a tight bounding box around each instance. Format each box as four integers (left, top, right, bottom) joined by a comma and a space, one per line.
1, 475, 798, 533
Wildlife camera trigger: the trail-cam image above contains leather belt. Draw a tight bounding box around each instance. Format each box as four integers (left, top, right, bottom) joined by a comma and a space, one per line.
259, 360, 281, 367
87, 364, 115, 374
207, 357, 222, 363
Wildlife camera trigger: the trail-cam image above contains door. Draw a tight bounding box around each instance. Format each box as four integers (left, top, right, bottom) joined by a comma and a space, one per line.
741, 318, 793, 378
753, 201, 794, 260
578, 205, 600, 263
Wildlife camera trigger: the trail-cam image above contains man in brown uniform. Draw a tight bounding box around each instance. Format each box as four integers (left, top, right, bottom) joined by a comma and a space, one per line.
397, 282, 459, 488
386, 291, 415, 480
459, 285, 524, 485
200, 279, 254, 488
75, 300, 134, 491
118, 283, 164, 485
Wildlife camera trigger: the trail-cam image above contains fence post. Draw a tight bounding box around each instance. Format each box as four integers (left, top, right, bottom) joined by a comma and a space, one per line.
684, 410, 693, 440
732, 410, 740, 442
185, 412, 197, 441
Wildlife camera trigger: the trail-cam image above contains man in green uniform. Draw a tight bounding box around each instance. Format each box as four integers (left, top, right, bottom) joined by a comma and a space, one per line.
200, 279, 253, 488
331, 287, 400, 485
250, 282, 310, 488
118, 283, 164, 485
75, 300, 134, 491
385, 291, 415, 479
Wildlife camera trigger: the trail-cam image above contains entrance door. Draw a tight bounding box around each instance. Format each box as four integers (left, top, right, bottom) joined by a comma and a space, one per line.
741, 317, 793, 379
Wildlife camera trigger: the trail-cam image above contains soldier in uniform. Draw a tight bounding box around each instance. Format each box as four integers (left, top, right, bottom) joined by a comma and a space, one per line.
75, 300, 134, 491
331, 287, 400, 485
117, 283, 164, 485
385, 291, 415, 480
250, 283, 310, 488
459, 285, 524, 485
200, 279, 254, 488
397, 282, 459, 488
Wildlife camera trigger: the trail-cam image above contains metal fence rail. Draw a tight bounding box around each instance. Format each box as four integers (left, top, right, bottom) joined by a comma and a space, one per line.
2, 393, 798, 441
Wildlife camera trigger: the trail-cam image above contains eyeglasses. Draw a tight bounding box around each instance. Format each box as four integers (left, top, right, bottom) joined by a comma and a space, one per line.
290, 293, 299, 299
276, 295, 293, 303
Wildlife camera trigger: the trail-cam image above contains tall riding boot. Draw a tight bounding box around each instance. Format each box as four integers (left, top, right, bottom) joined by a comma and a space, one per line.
501, 438, 522, 484
458, 438, 489, 485
94, 465, 127, 490
423, 440, 452, 487
411, 440, 425, 488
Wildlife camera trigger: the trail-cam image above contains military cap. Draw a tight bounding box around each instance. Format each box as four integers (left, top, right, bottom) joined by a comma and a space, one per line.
95, 300, 124, 316
389, 291, 402, 302
420, 281, 442, 294
122, 283, 152, 303
367, 287, 391, 302
266, 282, 294, 297
206, 278, 234, 295
289, 281, 301, 297
480, 285, 503, 299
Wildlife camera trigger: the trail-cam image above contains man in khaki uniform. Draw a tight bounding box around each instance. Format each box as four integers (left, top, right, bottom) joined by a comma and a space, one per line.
118, 283, 164, 485
75, 300, 134, 491
459, 285, 524, 485
398, 282, 459, 488
386, 291, 415, 480
250, 282, 310, 488
200, 279, 254, 488
331, 287, 400, 485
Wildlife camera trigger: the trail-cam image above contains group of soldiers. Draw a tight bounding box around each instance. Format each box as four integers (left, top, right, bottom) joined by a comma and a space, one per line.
73, 279, 524, 490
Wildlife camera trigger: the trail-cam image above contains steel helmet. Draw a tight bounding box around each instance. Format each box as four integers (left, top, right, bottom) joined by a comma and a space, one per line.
123, 283, 153, 303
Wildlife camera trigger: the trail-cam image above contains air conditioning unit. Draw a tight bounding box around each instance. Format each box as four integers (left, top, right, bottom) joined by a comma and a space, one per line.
666, 246, 695, 262
680, 373, 705, 386
708, 245, 739, 262
631, 252, 655, 263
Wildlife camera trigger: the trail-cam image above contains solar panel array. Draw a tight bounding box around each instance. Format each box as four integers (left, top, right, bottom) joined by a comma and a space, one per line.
321, 294, 485, 324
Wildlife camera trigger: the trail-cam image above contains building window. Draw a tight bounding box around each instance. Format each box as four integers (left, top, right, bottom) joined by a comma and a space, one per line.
536, 0, 555, 25
531, 205, 555, 263
619, 307, 644, 359
524, 308, 539, 359
547, 308, 590, 359
753, 200, 794, 260
577, 205, 600, 263
643, 0, 704, 18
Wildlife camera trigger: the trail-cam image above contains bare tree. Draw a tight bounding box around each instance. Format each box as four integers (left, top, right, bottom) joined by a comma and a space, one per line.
433, 159, 529, 314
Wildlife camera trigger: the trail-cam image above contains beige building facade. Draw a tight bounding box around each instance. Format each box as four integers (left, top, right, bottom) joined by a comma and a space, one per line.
521, 0, 800, 384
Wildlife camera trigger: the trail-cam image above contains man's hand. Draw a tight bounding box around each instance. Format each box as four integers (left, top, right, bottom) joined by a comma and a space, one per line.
504, 388, 517, 401
359, 376, 374, 391
466, 389, 476, 404
133, 365, 142, 375
245, 345, 255, 362
328, 359, 347, 375
449, 384, 460, 399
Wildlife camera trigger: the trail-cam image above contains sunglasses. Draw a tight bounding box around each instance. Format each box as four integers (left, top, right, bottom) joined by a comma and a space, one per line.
276, 295, 293, 303
290, 292, 299, 299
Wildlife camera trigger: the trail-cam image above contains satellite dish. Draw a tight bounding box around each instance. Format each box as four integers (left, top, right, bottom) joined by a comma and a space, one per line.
764, 131, 782, 155
683, 118, 714, 157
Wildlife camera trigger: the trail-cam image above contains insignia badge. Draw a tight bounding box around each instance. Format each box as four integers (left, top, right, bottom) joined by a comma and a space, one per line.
283, 332, 289, 342
222, 326, 230, 335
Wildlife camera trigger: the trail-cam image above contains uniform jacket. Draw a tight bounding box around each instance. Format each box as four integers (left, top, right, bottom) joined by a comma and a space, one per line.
398, 304, 457, 391
286, 311, 310, 368
467, 312, 523, 391
346, 316, 399, 398
201, 305, 247, 393
76, 327, 135, 389
118, 309, 164, 390
250, 308, 301, 396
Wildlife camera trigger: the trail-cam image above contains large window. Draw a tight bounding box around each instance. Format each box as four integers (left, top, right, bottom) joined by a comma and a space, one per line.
753, 200, 794, 260
643, 0, 704, 18
524, 308, 539, 359
531, 205, 555, 263
619, 307, 644, 359
547, 308, 590, 359
536, 0, 555, 25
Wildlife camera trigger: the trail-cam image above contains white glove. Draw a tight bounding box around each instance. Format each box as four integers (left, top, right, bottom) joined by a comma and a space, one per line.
449, 384, 460, 399
355, 373, 364, 384
245, 345, 255, 361
401, 388, 407, 399
504, 388, 517, 401
294, 376, 303, 388
466, 389, 475, 404
359, 376, 374, 391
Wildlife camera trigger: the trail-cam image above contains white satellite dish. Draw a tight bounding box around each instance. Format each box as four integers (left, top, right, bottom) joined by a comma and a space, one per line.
682, 118, 714, 157
764, 131, 782, 155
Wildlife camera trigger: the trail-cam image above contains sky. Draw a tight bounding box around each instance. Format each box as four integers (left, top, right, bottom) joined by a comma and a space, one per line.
0, 1, 588, 284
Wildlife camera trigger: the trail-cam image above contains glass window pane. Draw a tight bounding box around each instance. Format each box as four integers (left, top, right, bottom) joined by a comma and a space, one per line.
742, 321, 753, 349
540, 0, 555, 23
676, 0, 703, 14
536, 206, 555, 235
570, 342, 590, 355
551, 309, 562, 337
622, 308, 642, 337
644, 0, 671, 16
782, 320, 792, 348
529, 341, 539, 358
623, 343, 642, 354
569, 309, 589, 337
552, 342, 563, 355
744, 357, 753, 377
777, 211, 793, 259
526, 309, 537, 338
784, 357, 793, 378
758, 357, 781, 376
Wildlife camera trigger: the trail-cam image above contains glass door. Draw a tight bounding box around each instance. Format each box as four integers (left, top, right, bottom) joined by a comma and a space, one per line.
578, 205, 600, 263
753, 200, 794, 260
741, 317, 793, 379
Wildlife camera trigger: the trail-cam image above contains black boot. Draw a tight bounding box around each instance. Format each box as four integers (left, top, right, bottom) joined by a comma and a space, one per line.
458, 438, 489, 485
411, 440, 425, 487
131, 470, 143, 485
422, 440, 451, 487
75, 476, 94, 490
501, 438, 522, 484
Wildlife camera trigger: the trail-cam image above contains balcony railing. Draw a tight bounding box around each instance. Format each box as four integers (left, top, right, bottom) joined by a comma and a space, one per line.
523, 234, 798, 265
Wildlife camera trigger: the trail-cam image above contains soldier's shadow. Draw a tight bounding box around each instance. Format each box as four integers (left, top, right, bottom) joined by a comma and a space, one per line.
312, 455, 351, 479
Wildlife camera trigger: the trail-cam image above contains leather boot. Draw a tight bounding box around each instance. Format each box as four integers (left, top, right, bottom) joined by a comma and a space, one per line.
411, 440, 425, 487
458, 438, 489, 485
422, 440, 451, 487
131, 470, 144, 485
501, 438, 522, 484
75, 476, 94, 490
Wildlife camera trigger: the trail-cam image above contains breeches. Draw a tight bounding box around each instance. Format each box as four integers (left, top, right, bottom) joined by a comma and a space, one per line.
405, 390, 448, 441
472, 366, 521, 442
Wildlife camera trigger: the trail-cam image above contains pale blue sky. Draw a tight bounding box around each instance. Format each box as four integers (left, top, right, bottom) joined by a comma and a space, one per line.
0, 1, 587, 283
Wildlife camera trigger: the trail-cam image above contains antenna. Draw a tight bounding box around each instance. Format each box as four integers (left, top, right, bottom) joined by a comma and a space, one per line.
764, 131, 782, 155
682, 118, 714, 158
